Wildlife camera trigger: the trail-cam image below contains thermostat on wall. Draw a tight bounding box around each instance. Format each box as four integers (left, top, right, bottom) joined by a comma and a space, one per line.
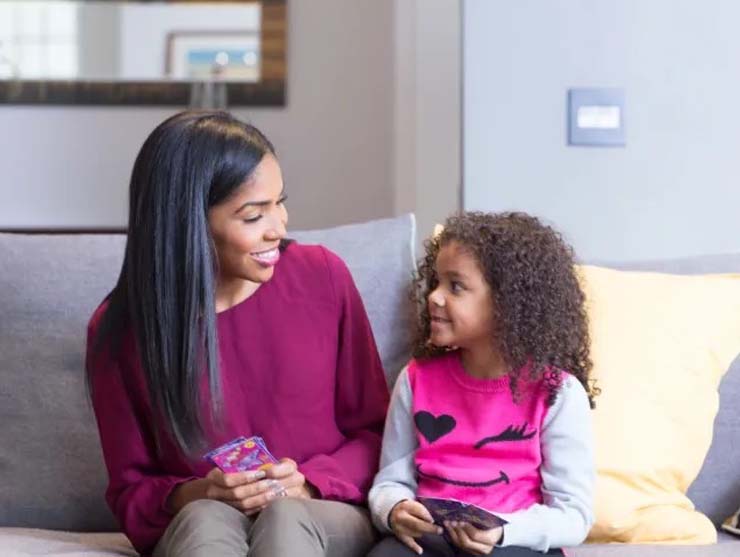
568, 88, 625, 147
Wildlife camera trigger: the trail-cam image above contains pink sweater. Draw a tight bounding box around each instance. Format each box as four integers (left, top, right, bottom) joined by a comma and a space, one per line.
411, 352, 554, 512
369, 351, 595, 551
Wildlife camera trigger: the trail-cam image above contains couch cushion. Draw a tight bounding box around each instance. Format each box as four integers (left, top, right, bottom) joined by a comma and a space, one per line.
0, 233, 126, 531
0, 528, 136, 557
0, 214, 416, 532
597, 254, 740, 527
569, 532, 740, 557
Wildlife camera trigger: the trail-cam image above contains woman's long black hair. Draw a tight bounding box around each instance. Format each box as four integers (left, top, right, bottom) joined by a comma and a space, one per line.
89, 110, 275, 456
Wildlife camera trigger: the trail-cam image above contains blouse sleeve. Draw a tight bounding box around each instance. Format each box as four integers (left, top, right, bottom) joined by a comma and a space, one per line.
87, 312, 197, 556
298, 248, 390, 503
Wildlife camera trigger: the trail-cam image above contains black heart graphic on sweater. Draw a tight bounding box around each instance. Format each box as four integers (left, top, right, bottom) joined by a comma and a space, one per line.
414, 411, 456, 443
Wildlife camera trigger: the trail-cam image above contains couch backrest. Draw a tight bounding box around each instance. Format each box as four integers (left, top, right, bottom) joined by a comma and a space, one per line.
2, 218, 737, 532
595, 253, 740, 526
0, 214, 416, 532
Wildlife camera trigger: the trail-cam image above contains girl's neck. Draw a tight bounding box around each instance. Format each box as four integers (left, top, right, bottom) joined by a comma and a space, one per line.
460, 344, 508, 379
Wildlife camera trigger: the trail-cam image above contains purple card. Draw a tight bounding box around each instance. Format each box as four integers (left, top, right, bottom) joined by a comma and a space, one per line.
417, 496, 507, 531
204, 436, 279, 473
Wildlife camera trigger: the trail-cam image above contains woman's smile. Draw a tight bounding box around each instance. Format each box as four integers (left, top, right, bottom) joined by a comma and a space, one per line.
251, 247, 281, 267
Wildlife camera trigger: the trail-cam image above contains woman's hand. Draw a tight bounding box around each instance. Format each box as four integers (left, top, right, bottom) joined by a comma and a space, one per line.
389, 499, 443, 555
203, 468, 288, 515
263, 458, 317, 499
167, 468, 285, 515
445, 521, 502, 555
167, 458, 315, 516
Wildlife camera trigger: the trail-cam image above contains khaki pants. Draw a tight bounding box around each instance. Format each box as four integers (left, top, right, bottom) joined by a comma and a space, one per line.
153, 498, 376, 557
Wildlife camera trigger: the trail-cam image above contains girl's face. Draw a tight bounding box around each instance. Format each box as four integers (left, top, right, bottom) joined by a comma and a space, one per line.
208, 154, 288, 288
427, 241, 495, 350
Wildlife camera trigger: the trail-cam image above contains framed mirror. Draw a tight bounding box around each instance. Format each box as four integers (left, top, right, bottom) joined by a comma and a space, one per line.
0, 0, 286, 106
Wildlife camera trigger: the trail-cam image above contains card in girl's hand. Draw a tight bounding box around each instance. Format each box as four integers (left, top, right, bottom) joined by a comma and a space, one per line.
204, 436, 279, 473
417, 496, 508, 531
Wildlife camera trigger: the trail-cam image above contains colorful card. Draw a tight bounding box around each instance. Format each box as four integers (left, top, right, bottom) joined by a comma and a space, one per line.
417, 496, 508, 531
204, 436, 279, 473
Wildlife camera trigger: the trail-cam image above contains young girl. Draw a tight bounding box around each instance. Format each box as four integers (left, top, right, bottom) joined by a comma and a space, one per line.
368, 212, 596, 557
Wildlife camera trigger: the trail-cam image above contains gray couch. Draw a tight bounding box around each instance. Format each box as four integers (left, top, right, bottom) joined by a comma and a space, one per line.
1, 214, 738, 557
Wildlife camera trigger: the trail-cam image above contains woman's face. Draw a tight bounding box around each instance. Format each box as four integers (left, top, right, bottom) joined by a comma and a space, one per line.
208, 154, 288, 287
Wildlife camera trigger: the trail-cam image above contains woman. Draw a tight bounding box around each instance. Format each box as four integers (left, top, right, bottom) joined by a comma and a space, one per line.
87, 111, 390, 557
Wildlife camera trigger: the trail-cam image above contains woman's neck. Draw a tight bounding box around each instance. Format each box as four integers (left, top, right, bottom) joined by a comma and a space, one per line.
214, 278, 260, 313
460, 344, 508, 379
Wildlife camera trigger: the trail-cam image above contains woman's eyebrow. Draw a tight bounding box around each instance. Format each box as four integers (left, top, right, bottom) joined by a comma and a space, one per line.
234, 187, 285, 214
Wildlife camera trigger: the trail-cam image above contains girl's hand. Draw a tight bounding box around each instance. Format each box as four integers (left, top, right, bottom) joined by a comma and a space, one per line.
204, 467, 286, 515
445, 521, 503, 555
263, 458, 316, 499
389, 499, 443, 555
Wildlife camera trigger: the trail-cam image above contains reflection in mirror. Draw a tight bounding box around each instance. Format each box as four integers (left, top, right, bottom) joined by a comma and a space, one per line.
0, 0, 286, 106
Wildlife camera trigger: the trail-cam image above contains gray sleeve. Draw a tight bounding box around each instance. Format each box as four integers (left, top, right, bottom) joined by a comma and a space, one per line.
496, 375, 595, 551
368, 366, 419, 534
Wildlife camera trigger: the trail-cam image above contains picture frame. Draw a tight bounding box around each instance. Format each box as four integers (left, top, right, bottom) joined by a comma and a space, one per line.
0, 0, 286, 106
166, 31, 261, 82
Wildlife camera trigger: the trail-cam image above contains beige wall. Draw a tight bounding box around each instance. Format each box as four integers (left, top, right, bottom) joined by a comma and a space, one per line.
394, 0, 461, 251
0, 0, 398, 231
464, 0, 740, 260
0, 0, 461, 246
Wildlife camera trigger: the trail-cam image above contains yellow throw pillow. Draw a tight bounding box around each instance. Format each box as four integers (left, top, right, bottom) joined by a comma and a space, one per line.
578, 265, 740, 544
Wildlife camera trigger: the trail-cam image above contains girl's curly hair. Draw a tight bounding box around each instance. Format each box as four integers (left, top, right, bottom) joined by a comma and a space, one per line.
412, 211, 597, 407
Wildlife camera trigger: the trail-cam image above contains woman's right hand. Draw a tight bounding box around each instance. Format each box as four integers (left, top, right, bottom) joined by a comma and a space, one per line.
168, 468, 286, 516
389, 499, 443, 555
204, 468, 287, 515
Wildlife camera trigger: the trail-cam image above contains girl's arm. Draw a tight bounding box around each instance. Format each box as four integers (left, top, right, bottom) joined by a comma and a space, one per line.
368, 366, 420, 534
496, 375, 595, 551
297, 248, 391, 503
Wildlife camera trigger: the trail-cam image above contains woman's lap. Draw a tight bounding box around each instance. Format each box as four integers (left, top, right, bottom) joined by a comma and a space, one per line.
249, 498, 376, 557
154, 498, 376, 557
153, 499, 249, 557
